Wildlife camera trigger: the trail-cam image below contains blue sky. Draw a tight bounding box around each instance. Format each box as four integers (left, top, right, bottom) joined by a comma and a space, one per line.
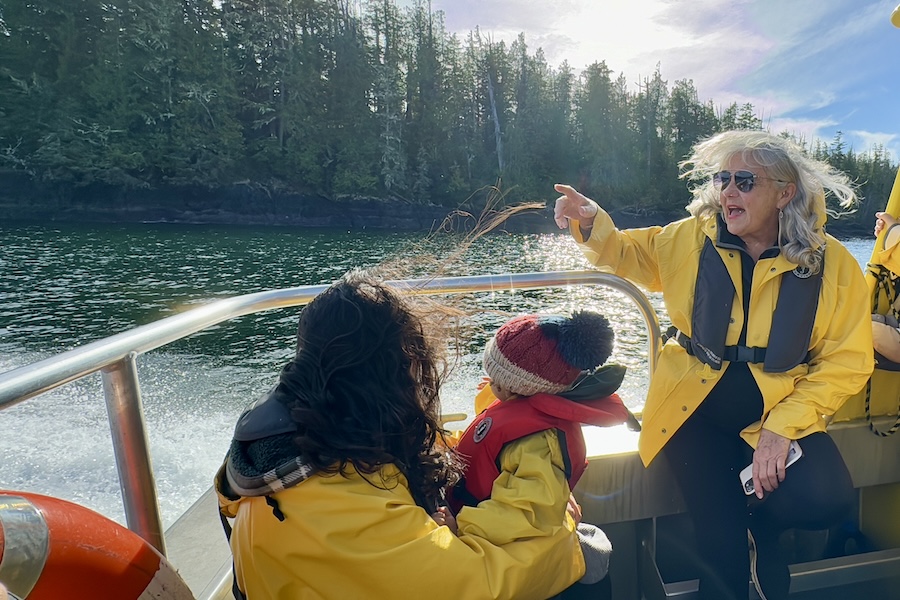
413, 0, 900, 161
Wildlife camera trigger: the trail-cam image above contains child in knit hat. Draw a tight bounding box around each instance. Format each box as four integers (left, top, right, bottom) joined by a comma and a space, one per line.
444, 310, 633, 597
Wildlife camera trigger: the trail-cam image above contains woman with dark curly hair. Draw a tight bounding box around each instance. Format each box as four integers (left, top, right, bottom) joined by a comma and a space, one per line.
216, 268, 586, 600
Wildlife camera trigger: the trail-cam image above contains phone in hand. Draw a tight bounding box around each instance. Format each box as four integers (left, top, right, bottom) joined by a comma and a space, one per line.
740, 440, 802, 496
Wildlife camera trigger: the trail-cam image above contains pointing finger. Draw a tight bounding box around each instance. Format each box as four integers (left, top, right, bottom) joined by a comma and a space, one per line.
554, 183, 585, 201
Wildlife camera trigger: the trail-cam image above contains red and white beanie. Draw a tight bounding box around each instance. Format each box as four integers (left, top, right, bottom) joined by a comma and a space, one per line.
482, 311, 614, 397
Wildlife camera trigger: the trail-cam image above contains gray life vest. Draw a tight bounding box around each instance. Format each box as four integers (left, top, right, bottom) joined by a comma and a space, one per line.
671, 237, 824, 373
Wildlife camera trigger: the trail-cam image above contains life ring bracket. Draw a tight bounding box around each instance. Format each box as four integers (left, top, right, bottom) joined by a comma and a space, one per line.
0, 494, 49, 598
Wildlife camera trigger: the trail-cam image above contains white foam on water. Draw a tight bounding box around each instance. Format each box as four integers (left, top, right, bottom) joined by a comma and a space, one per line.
0, 349, 263, 527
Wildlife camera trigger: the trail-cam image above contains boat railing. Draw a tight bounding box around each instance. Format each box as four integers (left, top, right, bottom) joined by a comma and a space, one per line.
0, 270, 661, 599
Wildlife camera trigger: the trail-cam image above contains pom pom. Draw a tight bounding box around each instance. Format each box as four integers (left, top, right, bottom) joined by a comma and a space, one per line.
554, 310, 614, 370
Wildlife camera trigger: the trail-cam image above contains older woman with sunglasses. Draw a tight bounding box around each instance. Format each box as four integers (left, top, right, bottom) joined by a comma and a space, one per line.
553, 130, 873, 600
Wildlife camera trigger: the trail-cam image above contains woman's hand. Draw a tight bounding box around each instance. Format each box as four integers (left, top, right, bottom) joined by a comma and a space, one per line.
554, 184, 600, 231
751, 430, 792, 499
875, 212, 899, 236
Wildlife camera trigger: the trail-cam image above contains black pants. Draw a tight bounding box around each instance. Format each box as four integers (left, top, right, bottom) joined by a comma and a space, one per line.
661, 364, 854, 600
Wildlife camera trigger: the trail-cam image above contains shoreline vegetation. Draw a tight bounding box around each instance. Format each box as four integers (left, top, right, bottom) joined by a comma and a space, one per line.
0, 173, 871, 239
0, 0, 893, 240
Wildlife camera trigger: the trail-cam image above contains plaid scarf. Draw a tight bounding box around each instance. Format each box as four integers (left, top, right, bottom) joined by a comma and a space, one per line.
218, 433, 316, 499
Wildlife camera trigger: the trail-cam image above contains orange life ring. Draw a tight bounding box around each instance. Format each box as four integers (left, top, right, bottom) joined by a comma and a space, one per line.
0, 490, 194, 600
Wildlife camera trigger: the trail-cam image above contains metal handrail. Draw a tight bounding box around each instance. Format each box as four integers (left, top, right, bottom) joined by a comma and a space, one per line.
0, 270, 660, 557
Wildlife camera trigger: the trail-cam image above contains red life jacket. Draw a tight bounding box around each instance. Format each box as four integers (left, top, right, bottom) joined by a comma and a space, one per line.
448, 392, 629, 513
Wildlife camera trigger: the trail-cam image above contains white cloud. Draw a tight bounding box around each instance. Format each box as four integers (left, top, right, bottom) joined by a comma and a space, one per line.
848, 130, 900, 162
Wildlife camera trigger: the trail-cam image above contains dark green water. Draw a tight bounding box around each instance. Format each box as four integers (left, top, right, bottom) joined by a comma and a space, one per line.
0, 222, 875, 526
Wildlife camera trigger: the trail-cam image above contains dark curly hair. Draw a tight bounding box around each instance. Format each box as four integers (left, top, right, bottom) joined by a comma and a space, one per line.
277, 268, 462, 511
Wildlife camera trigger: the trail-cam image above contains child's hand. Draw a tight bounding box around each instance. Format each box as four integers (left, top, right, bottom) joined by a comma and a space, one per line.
476, 376, 491, 391
566, 493, 583, 525
431, 505, 459, 535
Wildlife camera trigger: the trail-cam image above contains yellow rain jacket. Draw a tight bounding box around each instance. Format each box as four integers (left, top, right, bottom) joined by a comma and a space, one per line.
570, 210, 873, 466
455, 425, 575, 545
872, 224, 900, 360
218, 455, 583, 600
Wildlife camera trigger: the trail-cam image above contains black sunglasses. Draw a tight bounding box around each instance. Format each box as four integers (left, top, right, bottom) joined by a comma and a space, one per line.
712, 170, 785, 193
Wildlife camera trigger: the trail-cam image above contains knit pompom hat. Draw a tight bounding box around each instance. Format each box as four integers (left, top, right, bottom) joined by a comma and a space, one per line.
483, 311, 614, 396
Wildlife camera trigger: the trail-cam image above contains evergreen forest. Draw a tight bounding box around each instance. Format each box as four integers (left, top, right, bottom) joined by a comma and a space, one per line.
0, 0, 896, 228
